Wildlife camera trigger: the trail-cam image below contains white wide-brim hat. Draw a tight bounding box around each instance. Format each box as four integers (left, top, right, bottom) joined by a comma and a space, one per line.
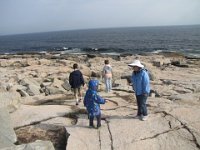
128, 60, 144, 68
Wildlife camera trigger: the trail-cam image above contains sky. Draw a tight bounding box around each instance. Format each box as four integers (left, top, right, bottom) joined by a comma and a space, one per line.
0, 0, 200, 35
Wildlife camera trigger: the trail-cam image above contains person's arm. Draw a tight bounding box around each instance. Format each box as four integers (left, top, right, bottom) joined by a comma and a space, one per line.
110, 66, 113, 78
83, 96, 86, 106
83, 91, 88, 106
94, 94, 105, 104
131, 73, 135, 89
102, 66, 106, 78
80, 71, 85, 86
69, 73, 72, 86
142, 72, 150, 96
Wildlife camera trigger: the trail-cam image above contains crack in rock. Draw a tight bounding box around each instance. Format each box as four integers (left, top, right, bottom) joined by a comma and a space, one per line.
102, 105, 134, 111
14, 116, 57, 130
183, 125, 200, 149
105, 119, 114, 150
15, 113, 78, 130
98, 130, 101, 150
133, 126, 183, 143
155, 111, 186, 126
155, 111, 200, 149
168, 120, 172, 129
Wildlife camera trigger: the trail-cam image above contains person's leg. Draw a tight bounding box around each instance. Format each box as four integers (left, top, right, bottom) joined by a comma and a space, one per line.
89, 116, 94, 127
78, 87, 82, 102
136, 95, 142, 116
96, 114, 101, 128
141, 95, 148, 116
74, 88, 79, 105
108, 78, 112, 92
104, 78, 109, 92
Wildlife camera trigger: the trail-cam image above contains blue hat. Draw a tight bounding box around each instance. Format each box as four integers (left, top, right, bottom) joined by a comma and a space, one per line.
88, 80, 99, 91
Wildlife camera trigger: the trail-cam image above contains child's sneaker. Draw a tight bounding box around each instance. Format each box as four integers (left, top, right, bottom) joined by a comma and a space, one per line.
97, 124, 101, 129
89, 123, 94, 128
142, 116, 148, 121
89, 125, 95, 128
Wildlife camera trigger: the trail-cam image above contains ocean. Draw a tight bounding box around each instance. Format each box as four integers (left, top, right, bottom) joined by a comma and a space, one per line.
0, 25, 200, 57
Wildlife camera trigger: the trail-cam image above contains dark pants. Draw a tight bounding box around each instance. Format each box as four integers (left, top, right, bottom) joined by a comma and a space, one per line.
89, 114, 101, 127
136, 95, 148, 116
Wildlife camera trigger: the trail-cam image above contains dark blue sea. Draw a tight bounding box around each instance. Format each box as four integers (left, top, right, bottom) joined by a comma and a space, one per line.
0, 25, 200, 57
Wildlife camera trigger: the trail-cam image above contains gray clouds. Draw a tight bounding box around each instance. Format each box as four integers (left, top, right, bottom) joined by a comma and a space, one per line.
0, 0, 200, 35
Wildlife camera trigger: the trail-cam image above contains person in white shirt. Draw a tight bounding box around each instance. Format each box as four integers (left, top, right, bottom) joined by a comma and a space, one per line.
102, 60, 112, 92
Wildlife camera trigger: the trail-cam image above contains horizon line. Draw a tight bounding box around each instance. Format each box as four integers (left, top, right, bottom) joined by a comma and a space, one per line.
1, 24, 200, 36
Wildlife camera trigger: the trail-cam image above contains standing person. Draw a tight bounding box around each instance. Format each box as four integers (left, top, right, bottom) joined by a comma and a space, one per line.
84, 79, 106, 128
128, 60, 150, 121
69, 63, 85, 105
102, 59, 112, 92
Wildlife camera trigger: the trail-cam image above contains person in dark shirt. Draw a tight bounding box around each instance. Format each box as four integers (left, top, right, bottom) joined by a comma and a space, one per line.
69, 63, 85, 105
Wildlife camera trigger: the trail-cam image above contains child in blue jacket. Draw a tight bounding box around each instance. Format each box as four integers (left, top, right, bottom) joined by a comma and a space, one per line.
84, 79, 106, 128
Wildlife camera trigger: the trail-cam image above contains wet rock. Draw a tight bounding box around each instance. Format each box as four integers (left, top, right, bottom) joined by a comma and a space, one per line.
87, 54, 97, 58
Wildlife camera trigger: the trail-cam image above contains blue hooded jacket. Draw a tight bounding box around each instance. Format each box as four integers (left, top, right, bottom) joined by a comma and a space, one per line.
131, 69, 150, 96
84, 80, 105, 117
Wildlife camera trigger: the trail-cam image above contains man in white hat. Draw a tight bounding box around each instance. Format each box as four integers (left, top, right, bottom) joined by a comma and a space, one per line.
128, 60, 150, 121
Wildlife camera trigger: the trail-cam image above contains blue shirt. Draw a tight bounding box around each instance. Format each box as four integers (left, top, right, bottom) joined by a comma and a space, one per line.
131, 69, 150, 96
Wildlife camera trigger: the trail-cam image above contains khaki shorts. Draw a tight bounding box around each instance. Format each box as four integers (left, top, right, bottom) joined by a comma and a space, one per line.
72, 87, 82, 96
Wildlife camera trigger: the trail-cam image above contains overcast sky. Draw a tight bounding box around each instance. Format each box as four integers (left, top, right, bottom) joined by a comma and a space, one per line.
0, 0, 200, 35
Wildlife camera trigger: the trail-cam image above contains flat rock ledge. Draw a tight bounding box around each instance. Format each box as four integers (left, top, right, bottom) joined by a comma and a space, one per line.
0, 52, 199, 150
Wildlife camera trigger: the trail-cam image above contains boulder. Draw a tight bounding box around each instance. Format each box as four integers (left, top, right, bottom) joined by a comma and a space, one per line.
18, 78, 41, 96
43, 86, 65, 96
152, 58, 171, 67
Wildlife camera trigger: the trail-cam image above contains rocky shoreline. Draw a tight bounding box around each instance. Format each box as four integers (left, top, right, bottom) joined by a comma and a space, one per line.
0, 52, 200, 150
